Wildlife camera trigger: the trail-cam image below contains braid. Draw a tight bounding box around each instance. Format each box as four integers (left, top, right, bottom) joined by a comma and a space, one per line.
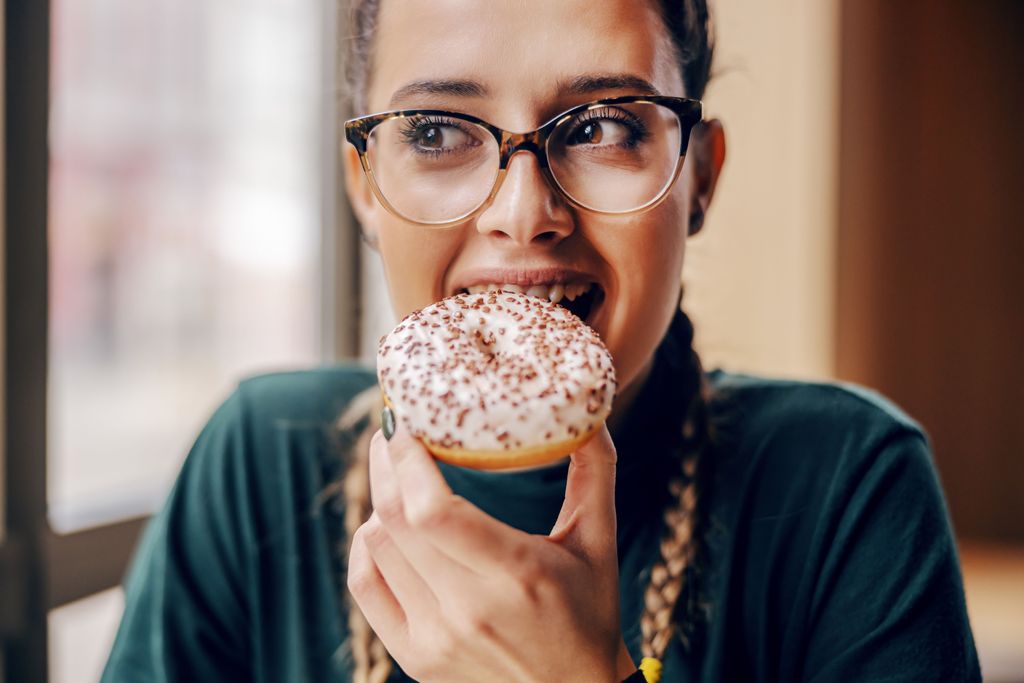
640, 305, 715, 659
335, 386, 393, 683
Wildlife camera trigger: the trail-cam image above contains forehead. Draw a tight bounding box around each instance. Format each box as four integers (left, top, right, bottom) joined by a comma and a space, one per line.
367, 0, 682, 122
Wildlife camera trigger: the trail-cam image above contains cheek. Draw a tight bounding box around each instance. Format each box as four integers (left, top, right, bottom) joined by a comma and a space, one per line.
376, 221, 463, 316
584, 198, 687, 387
601, 198, 687, 295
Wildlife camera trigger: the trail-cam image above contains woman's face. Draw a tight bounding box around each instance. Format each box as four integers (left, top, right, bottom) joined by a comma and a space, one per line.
345, 0, 721, 407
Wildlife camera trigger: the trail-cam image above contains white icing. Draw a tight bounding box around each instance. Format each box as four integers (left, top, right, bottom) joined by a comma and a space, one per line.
377, 291, 617, 453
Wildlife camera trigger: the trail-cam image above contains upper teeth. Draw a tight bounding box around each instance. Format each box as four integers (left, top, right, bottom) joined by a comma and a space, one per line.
464, 282, 592, 303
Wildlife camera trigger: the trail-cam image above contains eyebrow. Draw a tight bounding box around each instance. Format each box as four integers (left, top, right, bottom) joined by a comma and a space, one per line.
388, 79, 489, 107
558, 73, 662, 97
387, 72, 661, 108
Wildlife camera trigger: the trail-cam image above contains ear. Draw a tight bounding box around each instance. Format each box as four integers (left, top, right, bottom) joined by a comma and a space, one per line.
686, 118, 726, 236
342, 142, 381, 249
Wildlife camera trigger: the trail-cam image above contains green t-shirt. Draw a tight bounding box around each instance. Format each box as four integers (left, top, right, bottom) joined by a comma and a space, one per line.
101, 314, 981, 682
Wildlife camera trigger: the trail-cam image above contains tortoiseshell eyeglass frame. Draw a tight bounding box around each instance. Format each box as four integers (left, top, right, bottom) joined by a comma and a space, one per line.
344, 95, 703, 227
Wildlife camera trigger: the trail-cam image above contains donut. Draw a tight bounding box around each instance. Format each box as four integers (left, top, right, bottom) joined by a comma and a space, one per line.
377, 290, 617, 470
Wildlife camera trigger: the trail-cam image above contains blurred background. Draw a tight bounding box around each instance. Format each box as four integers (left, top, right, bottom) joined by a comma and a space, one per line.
2, 0, 1022, 681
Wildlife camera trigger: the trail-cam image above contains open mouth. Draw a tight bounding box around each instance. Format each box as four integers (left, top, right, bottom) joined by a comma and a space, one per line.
456, 282, 605, 326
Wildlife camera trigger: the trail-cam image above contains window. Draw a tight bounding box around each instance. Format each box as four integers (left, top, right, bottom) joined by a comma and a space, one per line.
48, 0, 325, 533
2, 0, 359, 679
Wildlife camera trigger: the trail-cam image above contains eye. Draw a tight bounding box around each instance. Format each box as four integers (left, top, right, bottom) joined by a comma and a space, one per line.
416, 124, 457, 149
401, 117, 480, 155
564, 108, 647, 148
567, 119, 631, 146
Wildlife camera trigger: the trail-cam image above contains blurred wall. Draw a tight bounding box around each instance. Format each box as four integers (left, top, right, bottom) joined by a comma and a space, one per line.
685, 0, 839, 380
837, 0, 1024, 542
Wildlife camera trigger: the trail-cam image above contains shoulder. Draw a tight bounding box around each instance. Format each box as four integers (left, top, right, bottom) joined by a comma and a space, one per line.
179, 363, 378, 527
153, 363, 379, 578
189, 363, 378, 476
704, 369, 937, 519
215, 360, 378, 476
707, 367, 924, 438
106, 365, 378, 680
232, 363, 378, 425
707, 368, 928, 464
199, 363, 378, 453
701, 372, 978, 680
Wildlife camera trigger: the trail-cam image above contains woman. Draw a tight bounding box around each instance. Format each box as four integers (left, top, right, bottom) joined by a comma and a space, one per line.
102, 0, 981, 681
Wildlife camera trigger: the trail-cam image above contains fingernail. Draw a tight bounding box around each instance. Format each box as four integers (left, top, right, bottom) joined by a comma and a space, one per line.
381, 406, 396, 441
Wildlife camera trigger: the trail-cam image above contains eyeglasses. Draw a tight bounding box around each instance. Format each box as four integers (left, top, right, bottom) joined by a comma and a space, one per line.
344, 95, 702, 226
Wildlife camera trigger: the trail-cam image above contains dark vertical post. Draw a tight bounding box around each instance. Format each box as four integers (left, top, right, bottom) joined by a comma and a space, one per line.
4, 0, 51, 680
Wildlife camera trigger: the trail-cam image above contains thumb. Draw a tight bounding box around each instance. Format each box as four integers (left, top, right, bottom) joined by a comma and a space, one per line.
549, 423, 618, 558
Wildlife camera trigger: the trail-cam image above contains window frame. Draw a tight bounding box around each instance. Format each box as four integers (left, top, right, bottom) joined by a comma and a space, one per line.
3, 2, 53, 680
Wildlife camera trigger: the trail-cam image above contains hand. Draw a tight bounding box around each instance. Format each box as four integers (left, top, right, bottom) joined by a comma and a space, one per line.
347, 421, 636, 683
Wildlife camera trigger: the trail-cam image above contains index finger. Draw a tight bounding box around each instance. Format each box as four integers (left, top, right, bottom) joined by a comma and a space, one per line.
381, 419, 537, 574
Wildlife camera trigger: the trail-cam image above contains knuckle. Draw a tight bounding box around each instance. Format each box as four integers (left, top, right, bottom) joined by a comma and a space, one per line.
349, 523, 370, 553
406, 626, 456, 681
507, 544, 555, 605
516, 573, 548, 606
515, 568, 546, 602
345, 537, 375, 595
346, 562, 374, 596
433, 625, 460, 661
359, 515, 390, 549
405, 495, 457, 530
510, 541, 541, 578
373, 491, 406, 526
453, 606, 495, 642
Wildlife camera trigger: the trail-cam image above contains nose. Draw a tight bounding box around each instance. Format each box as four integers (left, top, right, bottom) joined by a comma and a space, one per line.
474, 150, 575, 246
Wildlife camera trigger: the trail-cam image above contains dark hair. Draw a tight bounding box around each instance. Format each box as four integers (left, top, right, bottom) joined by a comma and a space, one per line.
343, 0, 715, 115
337, 3, 717, 680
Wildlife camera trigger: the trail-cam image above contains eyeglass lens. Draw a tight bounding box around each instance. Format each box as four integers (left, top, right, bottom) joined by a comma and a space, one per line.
365, 102, 683, 224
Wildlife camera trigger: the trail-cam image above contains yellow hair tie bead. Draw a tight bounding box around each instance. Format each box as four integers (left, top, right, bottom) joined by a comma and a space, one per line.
639, 657, 663, 683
